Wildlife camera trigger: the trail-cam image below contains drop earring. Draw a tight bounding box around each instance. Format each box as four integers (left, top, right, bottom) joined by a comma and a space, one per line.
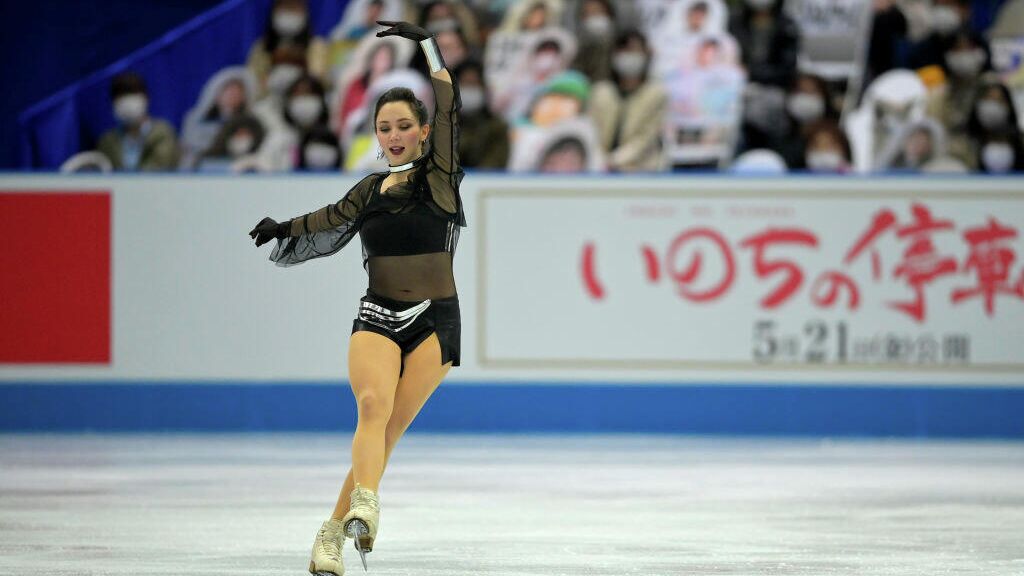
376, 147, 385, 160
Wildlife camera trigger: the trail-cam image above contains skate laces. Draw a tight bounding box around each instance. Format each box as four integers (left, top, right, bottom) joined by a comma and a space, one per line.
318, 521, 345, 558
352, 487, 379, 511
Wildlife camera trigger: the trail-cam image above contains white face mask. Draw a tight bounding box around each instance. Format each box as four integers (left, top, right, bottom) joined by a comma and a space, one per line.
787, 93, 825, 123
976, 100, 1009, 130
806, 150, 843, 172
583, 15, 613, 37
460, 86, 486, 114
288, 95, 323, 128
113, 94, 148, 125
267, 65, 303, 95
931, 6, 961, 35
981, 142, 1015, 173
273, 10, 307, 37
532, 52, 561, 76
228, 134, 255, 157
945, 49, 985, 78
612, 52, 647, 79
304, 142, 339, 169
426, 18, 459, 35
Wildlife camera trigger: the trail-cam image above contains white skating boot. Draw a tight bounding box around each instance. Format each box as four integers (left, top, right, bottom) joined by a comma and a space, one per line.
341, 484, 380, 570
309, 518, 346, 576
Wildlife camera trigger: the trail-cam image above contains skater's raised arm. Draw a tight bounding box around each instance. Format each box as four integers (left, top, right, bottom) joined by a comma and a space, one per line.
376, 20, 464, 215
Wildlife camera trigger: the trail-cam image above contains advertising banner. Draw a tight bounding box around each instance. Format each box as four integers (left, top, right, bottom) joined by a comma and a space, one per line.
480, 180, 1024, 373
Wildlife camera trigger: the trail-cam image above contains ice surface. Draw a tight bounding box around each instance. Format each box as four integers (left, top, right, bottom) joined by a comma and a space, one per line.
1, 434, 1023, 575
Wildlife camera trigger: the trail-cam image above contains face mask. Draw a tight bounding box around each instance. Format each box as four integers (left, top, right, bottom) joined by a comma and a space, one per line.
267, 65, 303, 95
787, 93, 825, 123
113, 94, 148, 125
426, 18, 459, 35
532, 52, 561, 75
745, 0, 776, 10
460, 86, 486, 114
582, 15, 613, 37
806, 150, 843, 171
976, 100, 1009, 130
931, 6, 961, 35
288, 95, 323, 128
273, 10, 307, 37
228, 134, 255, 157
945, 49, 985, 78
304, 142, 339, 169
612, 52, 647, 79
981, 142, 1014, 173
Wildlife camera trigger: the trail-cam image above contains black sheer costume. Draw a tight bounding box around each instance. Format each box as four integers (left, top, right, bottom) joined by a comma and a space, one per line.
267, 73, 465, 367
269, 75, 465, 303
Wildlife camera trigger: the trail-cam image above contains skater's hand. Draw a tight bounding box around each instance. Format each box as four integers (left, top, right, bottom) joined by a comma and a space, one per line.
375, 20, 432, 42
248, 217, 290, 247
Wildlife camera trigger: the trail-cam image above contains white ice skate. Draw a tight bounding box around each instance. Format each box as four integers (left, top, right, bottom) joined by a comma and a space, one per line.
341, 484, 380, 571
309, 518, 346, 576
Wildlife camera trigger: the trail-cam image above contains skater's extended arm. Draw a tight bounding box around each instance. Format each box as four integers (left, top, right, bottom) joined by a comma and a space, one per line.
248, 175, 375, 266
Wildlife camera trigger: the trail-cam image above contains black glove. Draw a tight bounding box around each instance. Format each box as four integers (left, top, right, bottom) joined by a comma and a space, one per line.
375, 20, 432, 42
248, 217, 290, 247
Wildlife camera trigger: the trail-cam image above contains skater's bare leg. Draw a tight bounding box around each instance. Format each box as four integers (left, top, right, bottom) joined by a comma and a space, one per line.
348, 332, 401, 493
331, 333, 451, 520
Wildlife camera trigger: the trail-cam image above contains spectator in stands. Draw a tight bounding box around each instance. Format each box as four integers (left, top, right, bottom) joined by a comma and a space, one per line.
975, 133, 1024, 174
906, 0, 978, 70
97, 72, 179, 171
248, 0, 328, 95
257, 74, 330, 171
728, 0, 799, 89
198, 113, 268, 172
418, 0, 483, 48
453, 59, 510, 169
926, 31, 991, 165
803, 120, 852, 173
180, 67, 258, 169
866, 0, 909, 81
589, 29, 668, 171
729, 0, 799, 163
776, 73, 839, 168
495, 32, 575, 120
297, 126, 344, 172
571, 0, 617, 83
966, 76, 1023, 172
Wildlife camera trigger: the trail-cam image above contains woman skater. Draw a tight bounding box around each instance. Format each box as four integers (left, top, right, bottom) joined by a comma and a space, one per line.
248, 20, 464, 575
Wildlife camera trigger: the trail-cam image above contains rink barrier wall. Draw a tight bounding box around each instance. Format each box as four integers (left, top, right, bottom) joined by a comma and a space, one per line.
1, 381, 1023, 437
2, 175, 1023, 437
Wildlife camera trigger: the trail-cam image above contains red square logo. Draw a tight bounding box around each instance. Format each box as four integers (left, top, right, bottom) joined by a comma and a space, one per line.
0, 191, 111, 364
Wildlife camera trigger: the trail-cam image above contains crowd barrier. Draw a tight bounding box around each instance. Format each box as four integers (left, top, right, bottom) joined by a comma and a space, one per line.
2, 174, 1022, 436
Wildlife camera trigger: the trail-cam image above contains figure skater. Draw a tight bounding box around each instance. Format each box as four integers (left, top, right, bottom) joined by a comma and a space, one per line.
248, 20, 464, 575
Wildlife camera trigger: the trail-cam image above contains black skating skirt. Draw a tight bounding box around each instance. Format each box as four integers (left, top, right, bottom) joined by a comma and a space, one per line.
351, 289, 461, 368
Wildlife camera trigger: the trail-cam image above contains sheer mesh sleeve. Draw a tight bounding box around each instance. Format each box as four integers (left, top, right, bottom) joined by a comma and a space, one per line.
424, 76, 465, 220
269, 175, 376, 267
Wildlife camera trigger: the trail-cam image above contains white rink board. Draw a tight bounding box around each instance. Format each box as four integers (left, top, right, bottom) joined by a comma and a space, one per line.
480, 185, 1024, 370
1, 174, 1023, 386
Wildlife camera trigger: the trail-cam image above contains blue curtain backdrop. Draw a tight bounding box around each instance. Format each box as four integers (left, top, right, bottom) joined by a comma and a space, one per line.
15, 0, 349, 170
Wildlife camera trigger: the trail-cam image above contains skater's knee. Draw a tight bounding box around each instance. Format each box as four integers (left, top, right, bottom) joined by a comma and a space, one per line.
356, 391, 394, 424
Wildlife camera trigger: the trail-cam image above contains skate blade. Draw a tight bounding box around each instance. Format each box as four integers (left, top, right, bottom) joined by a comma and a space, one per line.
346, 520, 372, 572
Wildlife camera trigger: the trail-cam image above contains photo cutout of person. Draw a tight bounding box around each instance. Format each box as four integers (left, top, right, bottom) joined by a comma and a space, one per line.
662, 32, 745, 168
636, 0, 727, 79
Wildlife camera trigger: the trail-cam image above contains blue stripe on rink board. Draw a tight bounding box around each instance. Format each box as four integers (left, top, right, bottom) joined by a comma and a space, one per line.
0, 382, 1022, 437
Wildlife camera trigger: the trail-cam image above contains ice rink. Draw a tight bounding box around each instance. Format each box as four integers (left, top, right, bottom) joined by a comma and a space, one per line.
2, 434, 1023, 576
